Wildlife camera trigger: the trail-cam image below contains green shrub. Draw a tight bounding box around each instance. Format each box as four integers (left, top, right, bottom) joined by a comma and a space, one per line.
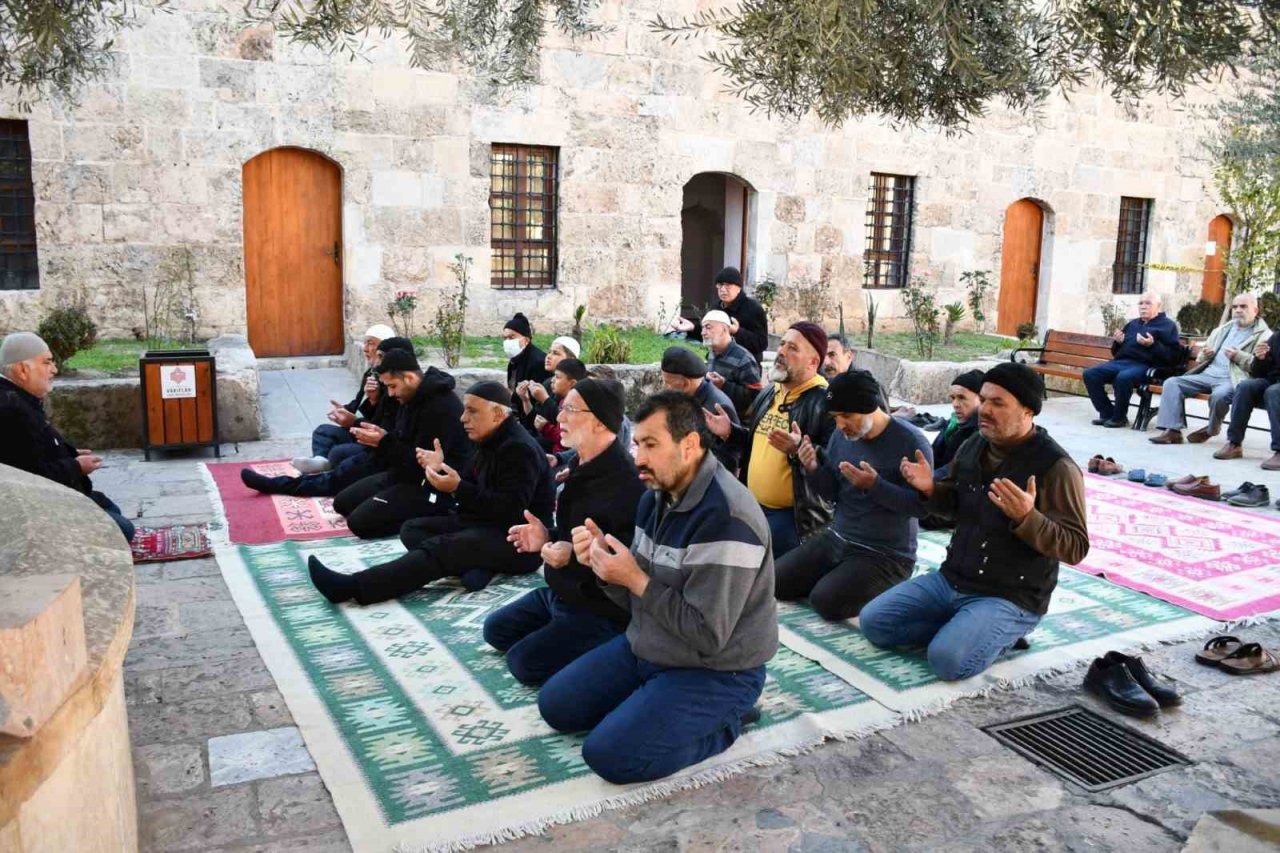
38, 303, 98, 370
1175, 299, 1224, 337
901, 277, 941, 359
1262, 292, 1280, 331
1016, 321, 1039, 341
584, 325, 633, 363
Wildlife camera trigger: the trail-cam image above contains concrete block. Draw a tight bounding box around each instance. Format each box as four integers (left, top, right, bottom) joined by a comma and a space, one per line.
0, 574, 88, 737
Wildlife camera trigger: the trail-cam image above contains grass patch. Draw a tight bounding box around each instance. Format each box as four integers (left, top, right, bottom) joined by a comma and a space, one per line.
869, 331, 1011, 362
412, 329, 702, 368
64, 339, 204, 373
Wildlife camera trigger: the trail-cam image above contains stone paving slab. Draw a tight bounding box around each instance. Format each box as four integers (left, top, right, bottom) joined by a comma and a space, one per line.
210, 727, 316, 787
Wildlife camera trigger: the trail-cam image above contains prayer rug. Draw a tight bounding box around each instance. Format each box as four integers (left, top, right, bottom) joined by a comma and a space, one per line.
214, 537, 899, 852
1074, 473, 1280, 622
130, 524, 212, 563
777, 530, 1218, 715
203, 459, 348, 545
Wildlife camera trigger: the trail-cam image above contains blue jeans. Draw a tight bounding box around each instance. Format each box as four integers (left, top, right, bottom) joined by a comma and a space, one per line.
538, 635, 766, 784
762, 505, 800, 559
292, 448, 383, 497
483, 587, 624, 685
1226, 377, 1280, 451
1082, 359, 1149, 422
312, 423, 354, 458
90, 490, 134, 544
859, 571, 1041, 681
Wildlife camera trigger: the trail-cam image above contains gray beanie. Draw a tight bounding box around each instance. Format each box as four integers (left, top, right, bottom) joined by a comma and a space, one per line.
0, 332, 50, 368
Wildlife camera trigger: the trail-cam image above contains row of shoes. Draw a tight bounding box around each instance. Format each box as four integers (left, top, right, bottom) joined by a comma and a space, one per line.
1090, 454, 1279, 507
1084, 651, 1180, 718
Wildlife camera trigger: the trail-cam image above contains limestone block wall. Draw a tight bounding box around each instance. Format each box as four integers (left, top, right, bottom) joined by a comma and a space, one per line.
0, 0, 1233, 347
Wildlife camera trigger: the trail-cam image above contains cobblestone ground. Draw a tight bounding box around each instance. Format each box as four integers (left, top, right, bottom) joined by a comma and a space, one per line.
98, 377, 1280, 852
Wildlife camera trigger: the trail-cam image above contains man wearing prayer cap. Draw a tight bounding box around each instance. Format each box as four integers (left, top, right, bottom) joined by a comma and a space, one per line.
702, 308, 762, 418
307, 379, 556, 604
0, 332, 134, 542
861, 362, 1089, 681
775, 370, 934, 621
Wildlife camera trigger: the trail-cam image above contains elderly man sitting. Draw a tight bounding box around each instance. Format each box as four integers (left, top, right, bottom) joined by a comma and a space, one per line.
0, 332, 133, 542
1149, 293, 1269, 444
1082, 292, 1181, 428
307, 380, 555, 603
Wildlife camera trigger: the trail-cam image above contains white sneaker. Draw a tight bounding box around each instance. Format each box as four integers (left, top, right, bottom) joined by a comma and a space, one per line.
291, 455, 331, 474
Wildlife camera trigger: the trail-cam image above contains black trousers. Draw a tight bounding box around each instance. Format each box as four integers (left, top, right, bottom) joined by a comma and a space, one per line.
352, 515, 542, 604
332, 473, 450, 540
774, 528, 914, 621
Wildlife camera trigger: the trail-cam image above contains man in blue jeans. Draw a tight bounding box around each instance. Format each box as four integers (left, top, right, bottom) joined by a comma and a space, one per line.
1215, 329, 1280, 471
538, 391, 777, 784
1082, 292, 1181, 428
861, 362, 1089, 680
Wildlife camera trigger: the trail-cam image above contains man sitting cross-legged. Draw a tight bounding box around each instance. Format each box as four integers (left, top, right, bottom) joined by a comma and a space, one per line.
775, 370, 933, 621
859, 363, 1089, 680
483, 379, 645, 685
537, 391, 777, 785
307, 380, 555, 603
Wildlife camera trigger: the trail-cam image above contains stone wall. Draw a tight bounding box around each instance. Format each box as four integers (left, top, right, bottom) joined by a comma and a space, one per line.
0, 0, 1234, 349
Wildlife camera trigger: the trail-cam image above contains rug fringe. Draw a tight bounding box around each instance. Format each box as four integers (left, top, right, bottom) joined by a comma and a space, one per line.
198, 461, 231, 547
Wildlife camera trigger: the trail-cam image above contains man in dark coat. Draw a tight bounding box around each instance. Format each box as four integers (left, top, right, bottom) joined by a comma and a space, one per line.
504, 312, 550, 408
483, 379, 645, 684
0, 332, 134, 542
713, 266, 769, 364
1082, 292, 1181, 427
932, 370, 984, 471
308, 381, 556, 603
660, 346, 742, 474
703, 309, 763, 419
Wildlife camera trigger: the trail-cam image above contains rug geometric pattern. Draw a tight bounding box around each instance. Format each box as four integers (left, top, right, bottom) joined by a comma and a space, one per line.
204, 459, 348, 545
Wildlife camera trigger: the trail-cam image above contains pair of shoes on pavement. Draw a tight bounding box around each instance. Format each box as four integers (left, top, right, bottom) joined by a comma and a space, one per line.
1195, 635, 1280, 675
1223, 481, 1272, 507
1149, 427, 1218, 445
1212, 443, 1280, 470
1168, 475, 1221, 501
1087, 454, 1125, 475
1126, 468, 1169, 488
1084, 651, 1181, 718
1091, 416, 1129, 428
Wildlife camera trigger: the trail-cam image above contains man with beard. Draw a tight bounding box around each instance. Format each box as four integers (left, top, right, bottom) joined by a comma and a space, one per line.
706, 322, 834, 558
483, 379, 645, 684
823, 333, 891, 411
861, 363, 1089, 680
775, 371, 933, 621
306, 381, 555, 603
537, 391, 777, 784
703, 309, 762, 419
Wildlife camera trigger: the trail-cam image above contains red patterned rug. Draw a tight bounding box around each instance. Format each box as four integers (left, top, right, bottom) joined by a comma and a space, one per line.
204, 459, 349, 545
131, 524, 213, 563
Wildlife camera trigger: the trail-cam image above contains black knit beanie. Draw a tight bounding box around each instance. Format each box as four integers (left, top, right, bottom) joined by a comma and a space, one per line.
504, 313, 532, 338
981, 362, 1044, 415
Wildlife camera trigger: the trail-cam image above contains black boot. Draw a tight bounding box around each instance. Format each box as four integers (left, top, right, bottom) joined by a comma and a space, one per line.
308, 555, 359, 604
1084, 655, 1159, 717
1105, 651, 1182, 707
241, 468, 301, 495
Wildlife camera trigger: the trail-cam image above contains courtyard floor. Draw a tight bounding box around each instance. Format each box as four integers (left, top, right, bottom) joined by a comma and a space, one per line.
95, 368, 1280, 852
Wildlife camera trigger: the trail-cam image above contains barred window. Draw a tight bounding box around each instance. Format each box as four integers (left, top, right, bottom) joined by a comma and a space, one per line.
0, 120, 38, 291
863, 173, 915, 289
1113, 197, 1153, 295
489, 144, 558, 290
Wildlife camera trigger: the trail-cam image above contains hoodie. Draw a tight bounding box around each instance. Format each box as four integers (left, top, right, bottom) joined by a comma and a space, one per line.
376, 367, 473, 484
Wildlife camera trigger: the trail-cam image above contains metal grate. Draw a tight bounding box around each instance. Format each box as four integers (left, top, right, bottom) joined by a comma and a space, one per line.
863, 172, 915, 289
1113, 196, 1152, 295
983, 705, 1191, 792
0, 119, 38, 291
489, 143, 558, 290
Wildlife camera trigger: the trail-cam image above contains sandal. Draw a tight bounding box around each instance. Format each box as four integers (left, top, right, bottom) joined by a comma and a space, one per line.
1216, 642, 1280, 675
1195, 635, 1242, 666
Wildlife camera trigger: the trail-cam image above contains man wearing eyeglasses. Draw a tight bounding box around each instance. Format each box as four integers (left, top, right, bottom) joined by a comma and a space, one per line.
711, 266, 769, 365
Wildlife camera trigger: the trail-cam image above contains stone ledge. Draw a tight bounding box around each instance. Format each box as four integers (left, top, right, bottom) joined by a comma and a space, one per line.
855, 349, 1006, 404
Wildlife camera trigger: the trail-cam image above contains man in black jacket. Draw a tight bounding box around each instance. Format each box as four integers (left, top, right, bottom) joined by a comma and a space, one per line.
660, 346, 742, 474
712, 267, 769, 364
932, 370, 983, 471
0, 332, 133, 542
703, 309, 763, 419
1083, 292, 1182, 428
706, 322, 834, 558
328, 349, 472, 539
483, 379, 644, 684
1216, 328, 1280, 470
308, 380, 556, 604
504, 312, 550, 408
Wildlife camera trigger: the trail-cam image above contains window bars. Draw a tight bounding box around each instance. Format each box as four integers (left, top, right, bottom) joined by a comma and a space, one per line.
863, 173, 915, 289
1113, 197, 1153, 295
490, 144, 558, 290
0, 120, 38, 291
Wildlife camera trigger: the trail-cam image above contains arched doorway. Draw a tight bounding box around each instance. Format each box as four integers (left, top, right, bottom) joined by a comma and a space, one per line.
997, 199, 1046, 337
243, 147, 344, 357
680, 173, 755, 315
1201, 214, 1233, 304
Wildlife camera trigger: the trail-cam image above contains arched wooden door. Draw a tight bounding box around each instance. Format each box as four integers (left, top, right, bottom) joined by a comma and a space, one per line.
243, 148, 344, 357
997, 199, 1044, 337
1201, 214, 1232, 304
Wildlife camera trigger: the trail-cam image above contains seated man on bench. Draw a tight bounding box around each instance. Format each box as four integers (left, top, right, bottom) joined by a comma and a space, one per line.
861, 363, 1089, 680
1082, 293, 1180, 428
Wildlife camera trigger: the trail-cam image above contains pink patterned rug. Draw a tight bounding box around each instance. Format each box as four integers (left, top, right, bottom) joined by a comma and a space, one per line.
1076, 473, 1280, 621
204, 459, 349, 545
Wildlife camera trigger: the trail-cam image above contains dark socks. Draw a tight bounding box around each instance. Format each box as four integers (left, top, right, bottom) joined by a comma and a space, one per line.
461, 568, 495, 592
241, 468, 299, 495
308, 555, 359, 604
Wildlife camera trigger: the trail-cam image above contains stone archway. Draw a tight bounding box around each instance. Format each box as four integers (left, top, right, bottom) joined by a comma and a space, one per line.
680, 173, 755, 315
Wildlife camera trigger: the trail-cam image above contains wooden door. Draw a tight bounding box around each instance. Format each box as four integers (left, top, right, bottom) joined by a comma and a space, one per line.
243, 148, 343, 357
1201, 214, 1232, 304
997, 199, 1044, 337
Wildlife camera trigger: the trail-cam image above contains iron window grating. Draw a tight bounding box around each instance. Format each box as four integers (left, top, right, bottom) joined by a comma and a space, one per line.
983, 704, 1191, 793
489, 144, 558, 290
863, 172, 915, 289
0, 119, 38, 291
1113, 197, 1152, 295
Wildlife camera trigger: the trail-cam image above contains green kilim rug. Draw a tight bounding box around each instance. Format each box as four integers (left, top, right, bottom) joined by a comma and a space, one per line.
777, 530, 1219, 715
215, 537, 899, 853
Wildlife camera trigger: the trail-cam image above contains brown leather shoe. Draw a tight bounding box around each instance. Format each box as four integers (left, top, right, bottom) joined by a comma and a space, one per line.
1165, 474, 1207, 491
1187, 427, 1217, 444
1172, 480, 1221, 501
1149, 430, 1183, 445
1214, 443, 1244, 460
1262, 453, 1280, 471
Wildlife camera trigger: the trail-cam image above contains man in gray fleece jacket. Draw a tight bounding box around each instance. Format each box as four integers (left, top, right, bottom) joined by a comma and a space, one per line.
538, 391, 777, 784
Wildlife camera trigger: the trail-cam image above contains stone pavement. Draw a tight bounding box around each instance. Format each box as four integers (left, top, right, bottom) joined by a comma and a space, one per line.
89, 380, 1280, 853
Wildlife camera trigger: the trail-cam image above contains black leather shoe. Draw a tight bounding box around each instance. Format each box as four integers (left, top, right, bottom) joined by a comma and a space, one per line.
1102, 418, 1130, 428
1104, 651, 1181, 708
1091, 417, 1109, 426
240, 469, 299, 495
1228, 484, 1271, 508
1084, 655, 1159, 717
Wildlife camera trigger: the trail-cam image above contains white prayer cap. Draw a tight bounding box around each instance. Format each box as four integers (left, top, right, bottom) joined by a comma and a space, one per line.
550, 336, 581, 358
701, 310, 732, 327
364, 324, 396, 342
0, 332, 50, 368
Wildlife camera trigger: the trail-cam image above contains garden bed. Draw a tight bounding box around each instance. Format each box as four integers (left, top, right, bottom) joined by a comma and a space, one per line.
63, 339, 207, 377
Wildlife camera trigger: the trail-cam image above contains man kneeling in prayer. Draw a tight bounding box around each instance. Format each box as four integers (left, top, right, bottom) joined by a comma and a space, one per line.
860, 363, 1089, 680
307, 380, 555, 603
537, 391, 777, 784
483, 379, 645, 684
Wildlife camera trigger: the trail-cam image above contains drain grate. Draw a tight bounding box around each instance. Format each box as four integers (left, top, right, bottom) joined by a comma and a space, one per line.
982, 704, 1191, 792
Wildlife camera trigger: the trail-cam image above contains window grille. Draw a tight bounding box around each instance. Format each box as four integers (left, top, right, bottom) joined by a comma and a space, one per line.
1113, 197, 1153, 295
0, 120, 38, 291
863, 173, 915, 289
490, 144, 558, 289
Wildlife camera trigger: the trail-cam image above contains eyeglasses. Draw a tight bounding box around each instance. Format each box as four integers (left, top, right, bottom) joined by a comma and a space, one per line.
561, 405, 590, 415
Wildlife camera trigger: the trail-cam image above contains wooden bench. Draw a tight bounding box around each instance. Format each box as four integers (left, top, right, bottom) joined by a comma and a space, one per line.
1011, 330, 1115, 389
1132, 341, 1199, 431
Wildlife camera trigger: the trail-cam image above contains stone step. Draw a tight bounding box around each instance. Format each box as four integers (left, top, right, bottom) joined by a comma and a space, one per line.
257, 356, 348, 372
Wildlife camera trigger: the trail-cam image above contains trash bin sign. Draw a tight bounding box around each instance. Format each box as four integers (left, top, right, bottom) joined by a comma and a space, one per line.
139, 349, 220, 460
